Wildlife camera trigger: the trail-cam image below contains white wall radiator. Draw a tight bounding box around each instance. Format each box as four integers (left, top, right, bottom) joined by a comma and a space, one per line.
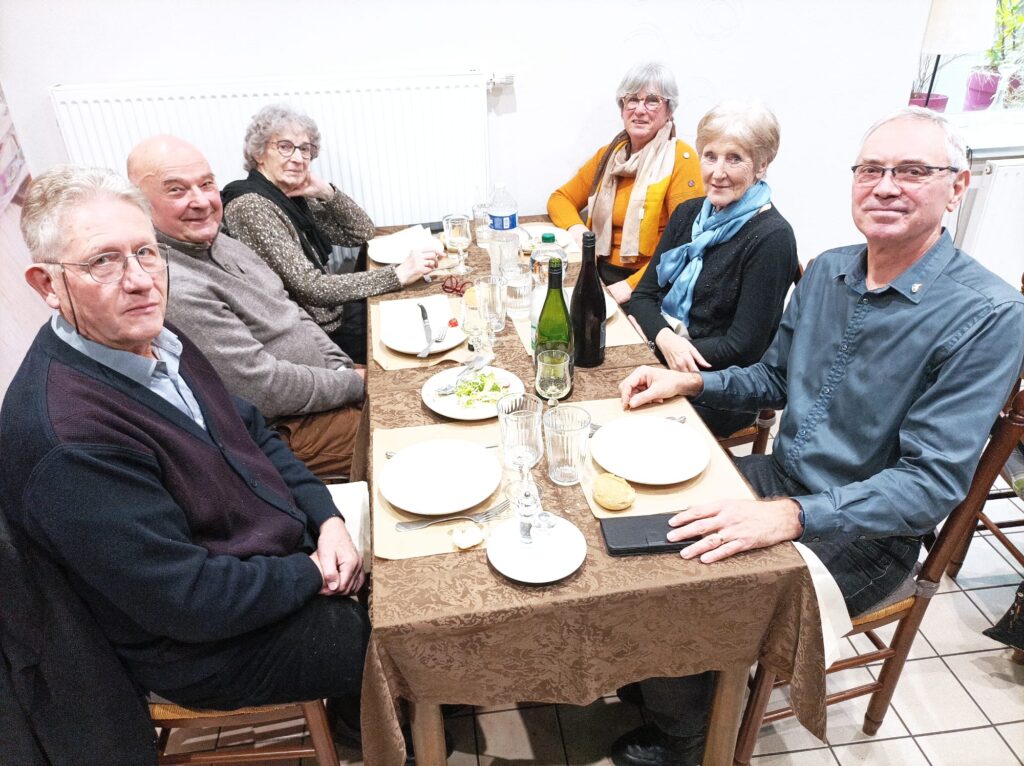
50, 72, 489, 226
955, 158, 1024, 290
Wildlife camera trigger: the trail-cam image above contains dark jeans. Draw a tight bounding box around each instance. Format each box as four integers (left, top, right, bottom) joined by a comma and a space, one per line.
155, 595, 369, 710
640, 453, 921, 738
328, 300, 368, 365
598, 260, 636, 287
692, 402, 758, 439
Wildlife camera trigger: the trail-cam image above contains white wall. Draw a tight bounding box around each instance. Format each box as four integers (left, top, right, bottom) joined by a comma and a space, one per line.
0, 0, 929, 263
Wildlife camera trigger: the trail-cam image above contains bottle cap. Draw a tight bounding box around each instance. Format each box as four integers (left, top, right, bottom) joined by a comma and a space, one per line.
582, 231, 596, 246
548, 257, 562, 272
541, 233, 556, 243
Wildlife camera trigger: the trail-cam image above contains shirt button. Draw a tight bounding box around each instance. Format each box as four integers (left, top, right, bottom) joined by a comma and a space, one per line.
812, 537, 821, 542
249, 478, 259, 488
861, 297, 869, 304
858, 535, 866, 540
688, 180, 695, 187
683, 152, 691, 159
841, 343, 848, 351
798, 429, 807, 436
823, 387, 830, 394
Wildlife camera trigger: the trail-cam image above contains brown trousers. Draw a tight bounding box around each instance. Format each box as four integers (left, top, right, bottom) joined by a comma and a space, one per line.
274, 404, 367, 480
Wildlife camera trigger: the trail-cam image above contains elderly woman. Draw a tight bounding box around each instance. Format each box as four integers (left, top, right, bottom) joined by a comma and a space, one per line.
222, 104, 439, 363
627, 101, 798, 437
547, 62, 703, 304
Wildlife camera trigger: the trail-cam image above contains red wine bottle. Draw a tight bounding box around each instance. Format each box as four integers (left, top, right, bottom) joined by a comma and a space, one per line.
569, 231, 605, 367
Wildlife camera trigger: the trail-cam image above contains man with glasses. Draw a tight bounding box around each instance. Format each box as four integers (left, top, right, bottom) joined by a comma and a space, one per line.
611, 107, 1024, 765
127, 135, 366, 479
2, 165, 369, 738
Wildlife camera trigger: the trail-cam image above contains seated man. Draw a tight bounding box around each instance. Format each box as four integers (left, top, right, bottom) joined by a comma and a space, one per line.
127, 136, 383, 477
611, 107, 1024, 766
2, 166, 367, 728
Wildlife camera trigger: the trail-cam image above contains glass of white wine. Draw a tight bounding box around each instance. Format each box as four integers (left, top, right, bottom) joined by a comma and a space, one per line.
460, 284, 490, 354
535, 349, 572, 405
443, 214, 473, 276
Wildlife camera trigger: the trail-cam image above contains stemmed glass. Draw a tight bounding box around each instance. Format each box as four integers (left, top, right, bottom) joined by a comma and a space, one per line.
496, 393, 543, 482
443, 214, 473, 276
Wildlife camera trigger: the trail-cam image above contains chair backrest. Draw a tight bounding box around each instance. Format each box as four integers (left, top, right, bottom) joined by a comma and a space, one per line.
919, 389, 1024, 585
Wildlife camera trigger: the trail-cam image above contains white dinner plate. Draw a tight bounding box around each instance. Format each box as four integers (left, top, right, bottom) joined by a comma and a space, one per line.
518, 223, 573, 251
379, 296, 466, 355
421, 366, 525, 421
378, 439, 501, 515
486, 516, 587, 583
368, 225, 437, 264
563, 286, 618, 321
589, 416, 711, 485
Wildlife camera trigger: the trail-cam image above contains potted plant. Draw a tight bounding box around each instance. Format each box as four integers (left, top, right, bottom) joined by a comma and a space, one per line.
909, 54, 951, 112
965, 0, 1024, 110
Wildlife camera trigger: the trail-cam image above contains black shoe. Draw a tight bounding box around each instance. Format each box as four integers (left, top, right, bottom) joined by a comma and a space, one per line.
610, 723, 705, 766
616, 682, 643, 706
326, 696, 362, 748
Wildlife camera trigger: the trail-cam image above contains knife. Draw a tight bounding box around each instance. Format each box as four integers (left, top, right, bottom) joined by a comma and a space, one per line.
417, 302, 433, 351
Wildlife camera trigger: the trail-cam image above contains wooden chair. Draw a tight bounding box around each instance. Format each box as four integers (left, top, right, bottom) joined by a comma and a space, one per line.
151, 699, 339, 765
733, 389, 1024, 765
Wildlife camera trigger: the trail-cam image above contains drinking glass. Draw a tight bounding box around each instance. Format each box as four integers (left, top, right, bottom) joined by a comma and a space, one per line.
505, 476, 541, 544
535, 349, 572, 405
461, 284, 490, 353
502, 262, 532, 319
472, 203, 491, 247
542, 405, 591, 486
443, 214, 473, 276
489, 229, 519, 277
474, 275, 507, 336
496, 393, 543, 480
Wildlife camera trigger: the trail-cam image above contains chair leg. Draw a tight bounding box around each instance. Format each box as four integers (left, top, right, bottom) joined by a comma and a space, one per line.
1012, 648, 1024, 665
733, 664, 775, 766
863, 606, 925, 735
945, 524, 974, 579
301, 700, 340, 766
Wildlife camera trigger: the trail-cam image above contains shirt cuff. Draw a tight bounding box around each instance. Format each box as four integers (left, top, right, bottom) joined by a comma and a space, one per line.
791, 492, 842, 543
693, 371, 725, 406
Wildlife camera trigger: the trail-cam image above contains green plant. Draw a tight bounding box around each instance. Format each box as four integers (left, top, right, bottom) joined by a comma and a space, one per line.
986, 0, 1024, 67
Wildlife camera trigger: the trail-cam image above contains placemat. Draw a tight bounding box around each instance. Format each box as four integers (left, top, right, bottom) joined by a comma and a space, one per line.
509, 286, 645, 356
370, 294, 470, 370
372, 420, 510, 560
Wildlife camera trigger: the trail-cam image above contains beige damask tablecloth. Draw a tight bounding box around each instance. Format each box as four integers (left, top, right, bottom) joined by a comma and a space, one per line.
359, 235, 827, 766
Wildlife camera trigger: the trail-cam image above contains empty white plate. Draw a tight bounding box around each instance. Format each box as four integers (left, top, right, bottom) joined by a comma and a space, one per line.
378, 439, 501, 515
589, 416, 710, 485
421, 366, 525, 421
563, 286, 617, 320
379, 295, 466, 355
486, 516, 587, 583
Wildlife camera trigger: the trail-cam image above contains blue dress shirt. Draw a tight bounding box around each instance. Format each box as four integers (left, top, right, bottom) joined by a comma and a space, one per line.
697, 232, 1024, 543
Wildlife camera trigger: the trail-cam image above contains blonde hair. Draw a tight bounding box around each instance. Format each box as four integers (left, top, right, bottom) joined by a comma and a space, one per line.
20, 165, 150, 264
695, 101, 781, 170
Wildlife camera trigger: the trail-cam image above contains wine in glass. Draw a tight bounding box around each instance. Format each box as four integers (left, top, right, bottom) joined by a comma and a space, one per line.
535, 349, 572, 405
443, 214, 473, 276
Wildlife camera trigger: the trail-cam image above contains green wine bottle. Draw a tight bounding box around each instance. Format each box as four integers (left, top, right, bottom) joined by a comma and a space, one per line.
534, 258, 574, 400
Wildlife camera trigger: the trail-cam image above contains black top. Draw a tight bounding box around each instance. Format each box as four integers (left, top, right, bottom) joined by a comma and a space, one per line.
628, 197, 798, 369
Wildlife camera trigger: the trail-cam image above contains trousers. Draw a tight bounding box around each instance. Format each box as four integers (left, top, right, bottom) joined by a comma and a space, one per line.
641, 453, 921, 738
275, 404, 364, 478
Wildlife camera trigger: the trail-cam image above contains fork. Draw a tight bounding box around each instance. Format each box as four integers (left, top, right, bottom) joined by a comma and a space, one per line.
394, 499, 511, 532
589, 413, 687, 436
416, 318, 449, 358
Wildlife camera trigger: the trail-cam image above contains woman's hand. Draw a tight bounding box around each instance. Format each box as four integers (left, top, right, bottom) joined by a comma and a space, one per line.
606, 280, 633, 305
567, 224, 588, 250
656, 329, 711, 373
395, 242, 443, 286
287, 171, 334, 201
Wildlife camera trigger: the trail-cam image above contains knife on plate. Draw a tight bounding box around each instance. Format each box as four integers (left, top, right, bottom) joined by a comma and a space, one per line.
417, 303, 433, 351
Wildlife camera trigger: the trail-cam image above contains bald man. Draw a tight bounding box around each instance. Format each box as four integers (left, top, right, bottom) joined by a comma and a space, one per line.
128, 136, 363, 477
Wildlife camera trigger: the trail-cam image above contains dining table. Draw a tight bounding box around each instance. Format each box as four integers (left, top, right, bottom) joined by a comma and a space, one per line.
356, 220, 827, 766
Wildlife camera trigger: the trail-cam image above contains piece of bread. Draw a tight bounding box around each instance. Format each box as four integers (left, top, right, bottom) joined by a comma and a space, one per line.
593, 472, 636, 511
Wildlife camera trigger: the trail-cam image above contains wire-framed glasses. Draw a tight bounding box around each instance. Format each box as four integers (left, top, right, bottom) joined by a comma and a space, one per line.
57, 243, 169, 284
272, 140, 319, 160
851, 164, 959, 186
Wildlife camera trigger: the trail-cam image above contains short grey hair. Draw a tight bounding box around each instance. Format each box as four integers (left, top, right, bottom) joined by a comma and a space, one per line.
696, 101, 781, 170
242, 103, 321, 171
20, 165, 150, 264
615, 62, 679, 114
861, 106, 968, 170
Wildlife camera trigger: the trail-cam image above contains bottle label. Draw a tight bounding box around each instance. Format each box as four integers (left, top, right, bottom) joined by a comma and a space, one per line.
489, 212, 518, 231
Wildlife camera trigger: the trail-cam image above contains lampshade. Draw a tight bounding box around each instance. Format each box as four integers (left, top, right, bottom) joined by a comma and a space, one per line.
921, 0, 996, 54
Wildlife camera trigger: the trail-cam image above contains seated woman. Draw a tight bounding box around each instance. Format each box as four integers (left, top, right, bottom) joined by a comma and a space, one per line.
547, 62, 703, 305
222, 104, 439, 364
628, 101, 799, 437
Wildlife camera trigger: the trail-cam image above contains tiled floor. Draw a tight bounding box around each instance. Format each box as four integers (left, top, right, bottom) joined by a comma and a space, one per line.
165, 477, 1024, 765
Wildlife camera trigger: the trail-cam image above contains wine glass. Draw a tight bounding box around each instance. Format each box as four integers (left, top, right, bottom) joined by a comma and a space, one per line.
535, 349, 572, 406
474, 275, 507, 339
496, 393, 543, 482
460, 284, 490, 354
443, 214, 473, 276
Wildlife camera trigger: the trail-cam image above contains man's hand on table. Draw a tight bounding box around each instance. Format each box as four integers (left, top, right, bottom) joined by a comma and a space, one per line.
311, 517, 365, 596
668, 498, 804, 563
618, 365, 703, 409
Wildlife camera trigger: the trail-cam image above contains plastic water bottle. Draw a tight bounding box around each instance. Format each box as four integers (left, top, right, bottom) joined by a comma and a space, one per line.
488, 183, 518, 232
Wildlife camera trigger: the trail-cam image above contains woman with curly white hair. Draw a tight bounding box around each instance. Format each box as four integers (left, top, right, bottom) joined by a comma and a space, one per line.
222, 104, 439, 363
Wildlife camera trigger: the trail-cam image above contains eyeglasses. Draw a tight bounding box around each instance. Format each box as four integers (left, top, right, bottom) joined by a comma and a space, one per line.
851, 164, 959, 186
58, 244, 169, 284
623, 94, 667, 112
271, 140, 319, 160
442, 275, 471, 296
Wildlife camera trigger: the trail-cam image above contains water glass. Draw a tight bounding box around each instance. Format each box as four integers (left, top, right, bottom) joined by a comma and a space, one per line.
489, 229, 519, 276
473, 203, 491, 247
542, 405, 592, 486
535, 349, 572, 403
475, 275, 507, 335
503, 262, 532, 318
505, 477, 541, 544
496, 393, 543, 476
461, 286, 490, 353
443, 214, 473, 276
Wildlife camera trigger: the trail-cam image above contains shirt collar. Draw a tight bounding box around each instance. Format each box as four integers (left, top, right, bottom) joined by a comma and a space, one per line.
156, 229, 220, 259
836, 229, 957, 304
51, 313, 183, 387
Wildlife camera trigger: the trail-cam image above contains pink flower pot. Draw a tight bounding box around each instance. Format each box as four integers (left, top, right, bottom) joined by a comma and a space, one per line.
908, 92, 948, 112
964, 69, 1000, 111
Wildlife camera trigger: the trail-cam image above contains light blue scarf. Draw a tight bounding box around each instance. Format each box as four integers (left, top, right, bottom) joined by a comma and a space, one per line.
658, 180, 772, 324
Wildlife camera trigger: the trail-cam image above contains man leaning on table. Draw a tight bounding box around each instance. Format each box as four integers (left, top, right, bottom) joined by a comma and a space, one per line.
1, 166, 369, 741
127, 135, 404, 477
611, 107, 1024, 766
